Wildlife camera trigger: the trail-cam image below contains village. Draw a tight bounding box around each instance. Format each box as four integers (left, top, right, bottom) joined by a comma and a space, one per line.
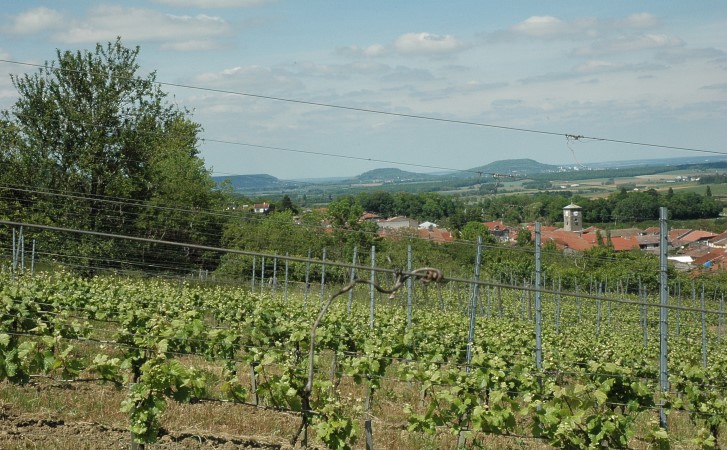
347, 203, 727, 272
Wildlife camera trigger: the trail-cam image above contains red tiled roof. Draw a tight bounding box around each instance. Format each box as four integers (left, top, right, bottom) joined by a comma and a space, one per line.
692, 248, 727, 267
610, 236, 640, 251
538, 228, 638, 252
679, 230, 717, 243
483, 220, 508, 231
682, 245, 714, 258
359, 212, 382, 221
637, 235, 661, 246
541, 230, 599, 251
668, 229, 692, 241
609, 228, 643, 238
708, 231, 727, 247
417, 228, 454, 243
384, 216, 415, 223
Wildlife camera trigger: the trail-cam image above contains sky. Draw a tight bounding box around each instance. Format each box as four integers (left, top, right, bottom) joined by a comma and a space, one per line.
1, 1, 726, 180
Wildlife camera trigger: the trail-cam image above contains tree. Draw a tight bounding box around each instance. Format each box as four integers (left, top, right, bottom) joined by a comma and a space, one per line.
278, 194, 298, 213
1, 38, 221, 272
460, 221, 496, 244
516, 227, 533, 246
327, 196, 363, 229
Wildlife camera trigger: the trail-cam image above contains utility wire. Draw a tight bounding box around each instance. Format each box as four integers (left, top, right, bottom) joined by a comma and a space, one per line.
1, 58, 725, 158
3, 219, 726, 316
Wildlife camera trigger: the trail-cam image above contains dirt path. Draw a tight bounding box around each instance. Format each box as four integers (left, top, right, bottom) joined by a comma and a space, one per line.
0, 404, 293, 450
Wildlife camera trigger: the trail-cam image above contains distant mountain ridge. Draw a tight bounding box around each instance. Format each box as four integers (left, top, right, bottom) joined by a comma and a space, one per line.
213, 159, 567, 192
214, 174, 306, 191
355, 168, 438, 182
214, 156, 727, 193
464, 158, 559, 176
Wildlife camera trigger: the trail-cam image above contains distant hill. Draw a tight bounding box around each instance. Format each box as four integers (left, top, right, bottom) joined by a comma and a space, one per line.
214, 174, 306, 192
355, 168, 438, 183
463, 158, 559, 177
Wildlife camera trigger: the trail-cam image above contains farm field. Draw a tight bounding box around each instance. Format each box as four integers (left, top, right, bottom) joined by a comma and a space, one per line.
1, 271, 726, 449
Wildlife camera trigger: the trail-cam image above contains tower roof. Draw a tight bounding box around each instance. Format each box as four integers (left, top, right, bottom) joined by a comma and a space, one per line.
563, 203, 582, 210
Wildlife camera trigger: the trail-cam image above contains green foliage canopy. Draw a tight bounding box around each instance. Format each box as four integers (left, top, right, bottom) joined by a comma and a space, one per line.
0, 39, 224, 272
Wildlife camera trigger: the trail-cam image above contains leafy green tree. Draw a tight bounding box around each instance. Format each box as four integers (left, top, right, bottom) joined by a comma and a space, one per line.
460, 221, 496, 244
278, 194, 298, 213
516, 227, 533, 246
327, 196, 363, 229
1, 38, 221, 272
356, 191, 395, 217
612, 191, 659, 222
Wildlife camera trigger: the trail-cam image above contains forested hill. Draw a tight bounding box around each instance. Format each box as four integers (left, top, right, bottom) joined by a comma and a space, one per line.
464, 158, 559, 176
213, 174, 307, 191
354, 168, 438, 182
215, 174, 279, 190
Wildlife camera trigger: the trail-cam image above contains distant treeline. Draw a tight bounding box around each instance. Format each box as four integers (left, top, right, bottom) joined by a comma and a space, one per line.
324, 187, 723, 230
699, 173, 727, 185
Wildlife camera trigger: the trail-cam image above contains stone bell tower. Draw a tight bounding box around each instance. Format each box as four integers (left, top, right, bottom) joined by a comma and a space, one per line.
563, 203, 583, 232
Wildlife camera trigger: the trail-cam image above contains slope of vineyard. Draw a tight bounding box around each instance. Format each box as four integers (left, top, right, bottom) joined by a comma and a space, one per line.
1, 272, 725, 449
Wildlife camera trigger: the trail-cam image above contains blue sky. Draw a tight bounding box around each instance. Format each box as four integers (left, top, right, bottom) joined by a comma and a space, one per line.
1, 1, 726, 179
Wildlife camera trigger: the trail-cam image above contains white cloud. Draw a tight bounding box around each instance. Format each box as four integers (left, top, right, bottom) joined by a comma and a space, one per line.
152, 0, 275, 7
575, 60, 619, 74
511, 16, 566, 38
504, 13, 660, 42
51, 6, 232, 50
507, 15, 601, 40
616, 12, 659, 29
5, 7, 65, 34
394, 32, 463, 54
337, 33, 463, 60
656, 47, 725, 63
701, 83, 727, 92
574, 33, 683, 56
336, 44, 388, 58
161, 40, 223, 51
285, 60, 391, 79
194, 65, 304, 93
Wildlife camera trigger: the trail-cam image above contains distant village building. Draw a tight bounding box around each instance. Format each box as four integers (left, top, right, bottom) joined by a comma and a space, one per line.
483, 220, 511, 242
359, 212, 383, 222
378, 216, 418, 230
253, 202, 270, 213
562, 204, 583, 232
516, 203, 724, 271
417, 227, 454, 243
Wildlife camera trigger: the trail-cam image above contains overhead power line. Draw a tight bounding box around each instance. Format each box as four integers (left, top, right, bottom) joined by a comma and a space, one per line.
202, 138, 507, 176
1, 58, 725, 158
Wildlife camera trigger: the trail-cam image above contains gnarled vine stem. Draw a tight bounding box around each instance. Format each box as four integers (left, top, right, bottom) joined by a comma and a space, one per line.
291, 267, 444, 447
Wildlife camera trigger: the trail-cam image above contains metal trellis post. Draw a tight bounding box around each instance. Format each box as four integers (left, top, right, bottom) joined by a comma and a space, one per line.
407, 243, 413, 328
466, 236, 482, 370
369, 245, 375, 329
535, 223, 543, 375
284, 253, 289, 303
260, 256, 266, 293
251, 255, 256, 291
304, 249, 311, 310
320, 248, 327, 306
347, 246, 357, 314
658, 206, 669, 430
701, 284, 707, 368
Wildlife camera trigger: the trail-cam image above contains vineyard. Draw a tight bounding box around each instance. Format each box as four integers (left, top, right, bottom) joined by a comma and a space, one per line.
1, 260, 726, 449
2, 31, 726, 450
